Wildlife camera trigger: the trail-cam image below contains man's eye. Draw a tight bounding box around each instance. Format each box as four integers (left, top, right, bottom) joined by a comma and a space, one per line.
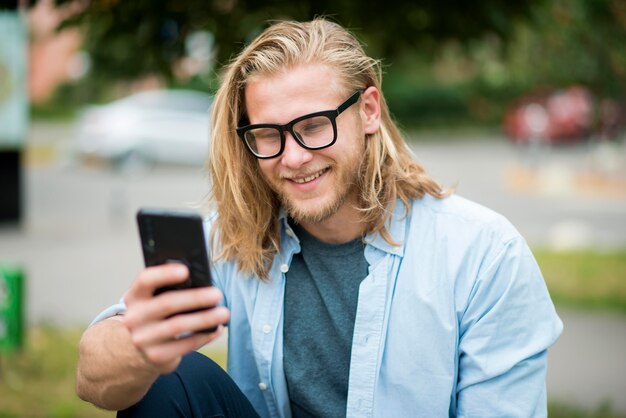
304, 123, 325, 132
299, 118, 330, 134
254, 130, 280, 140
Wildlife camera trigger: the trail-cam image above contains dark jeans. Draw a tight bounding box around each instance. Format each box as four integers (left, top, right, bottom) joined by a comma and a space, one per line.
117, 351, 261, 418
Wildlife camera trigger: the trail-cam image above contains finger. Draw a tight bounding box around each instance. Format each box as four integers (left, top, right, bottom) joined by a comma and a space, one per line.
126, 264, 190, 302
132, 286, 224, 327
123, 286, 222, 331
141, 326, 224, 373
131, 306, 230, 347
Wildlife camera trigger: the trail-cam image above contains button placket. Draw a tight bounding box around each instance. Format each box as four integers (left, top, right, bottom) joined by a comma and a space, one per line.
346, 255, 393, 417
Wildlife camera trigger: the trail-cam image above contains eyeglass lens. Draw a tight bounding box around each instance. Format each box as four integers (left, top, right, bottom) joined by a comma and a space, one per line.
244, 115, 334, 157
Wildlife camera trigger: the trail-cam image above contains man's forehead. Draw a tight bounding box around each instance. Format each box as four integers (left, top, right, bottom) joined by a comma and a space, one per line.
242, 64, 347, 122
244, 64, 343, 97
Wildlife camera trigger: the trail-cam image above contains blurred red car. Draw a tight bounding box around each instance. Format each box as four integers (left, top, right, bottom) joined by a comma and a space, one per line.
504, 86, 594, 144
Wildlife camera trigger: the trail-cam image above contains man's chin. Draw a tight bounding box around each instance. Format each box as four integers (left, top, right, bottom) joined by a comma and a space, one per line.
282, 197, 345, 225
285, 205, 325, 224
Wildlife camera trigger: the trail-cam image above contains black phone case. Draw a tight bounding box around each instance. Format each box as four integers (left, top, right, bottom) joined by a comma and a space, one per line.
137, 208, 212, 293
137, 208, 215, 333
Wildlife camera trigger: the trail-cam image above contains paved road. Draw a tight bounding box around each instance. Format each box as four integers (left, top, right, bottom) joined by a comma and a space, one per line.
548, 308, 626, 413
412, 135, 626, 250
1, 122, 625, 412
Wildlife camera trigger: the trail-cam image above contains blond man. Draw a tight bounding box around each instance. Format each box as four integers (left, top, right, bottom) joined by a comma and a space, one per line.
77, 19, 562, 418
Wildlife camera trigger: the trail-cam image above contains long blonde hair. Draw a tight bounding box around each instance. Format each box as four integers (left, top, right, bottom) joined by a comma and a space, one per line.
208, 18, 448, 280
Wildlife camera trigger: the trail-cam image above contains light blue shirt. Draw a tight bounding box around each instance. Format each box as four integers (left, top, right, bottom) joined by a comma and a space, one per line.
94, 194, 563, 418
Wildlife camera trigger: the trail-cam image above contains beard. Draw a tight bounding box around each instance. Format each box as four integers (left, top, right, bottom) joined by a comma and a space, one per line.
268, 149, 363, 225
280, 177, 353, 224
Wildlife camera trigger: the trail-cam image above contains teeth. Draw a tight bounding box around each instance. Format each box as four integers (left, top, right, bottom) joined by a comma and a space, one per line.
292, 169, 325, 184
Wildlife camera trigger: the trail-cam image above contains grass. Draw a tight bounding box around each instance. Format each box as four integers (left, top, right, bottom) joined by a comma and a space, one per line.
0, 327, 226, 418
0, 327, 111, 418
549, 402, 626, 418
534, 249, 626, 313
1, 249, 624, 417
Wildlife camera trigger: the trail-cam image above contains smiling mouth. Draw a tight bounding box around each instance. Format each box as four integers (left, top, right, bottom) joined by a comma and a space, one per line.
290, 168, 328, 184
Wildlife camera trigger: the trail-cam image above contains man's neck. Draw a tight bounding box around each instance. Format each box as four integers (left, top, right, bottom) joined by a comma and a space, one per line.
297, 201, 366, 244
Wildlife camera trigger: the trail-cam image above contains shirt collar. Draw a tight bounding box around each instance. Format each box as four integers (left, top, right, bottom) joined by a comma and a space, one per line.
363, 198, 408, 257
278, 207, 294, 236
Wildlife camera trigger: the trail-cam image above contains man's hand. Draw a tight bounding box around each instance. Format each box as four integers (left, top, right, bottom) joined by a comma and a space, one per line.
122, 263, 230, 374
76, 264, 229, 410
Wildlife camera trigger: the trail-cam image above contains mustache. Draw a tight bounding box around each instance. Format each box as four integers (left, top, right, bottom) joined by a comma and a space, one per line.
278, 167, 329, 180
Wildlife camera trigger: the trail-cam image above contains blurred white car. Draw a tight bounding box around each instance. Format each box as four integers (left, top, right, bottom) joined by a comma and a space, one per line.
74, 89, 213, 168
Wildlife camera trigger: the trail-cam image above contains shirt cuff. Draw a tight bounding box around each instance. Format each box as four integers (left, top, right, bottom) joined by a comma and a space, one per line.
89, 299, 127, 327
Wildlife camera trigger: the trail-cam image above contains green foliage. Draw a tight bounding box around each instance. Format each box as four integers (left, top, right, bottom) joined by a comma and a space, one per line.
503, 0, 626, 97
381, 0, 626, 130
381, 50, 530, 129
29, 0, 626, 132
384, 72, 527, 129
387, 83, 468, 128
48, 0, 539, 84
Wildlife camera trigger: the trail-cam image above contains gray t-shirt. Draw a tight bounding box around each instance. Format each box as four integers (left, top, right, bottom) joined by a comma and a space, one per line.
283, 222, 369, 418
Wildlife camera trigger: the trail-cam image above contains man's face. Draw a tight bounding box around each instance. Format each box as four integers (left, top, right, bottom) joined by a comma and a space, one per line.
244, 64, 365, 225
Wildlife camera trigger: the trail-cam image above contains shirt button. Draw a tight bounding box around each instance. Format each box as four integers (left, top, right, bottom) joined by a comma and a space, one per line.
258, 382, 267, 391
280, 264, 289, 273
262, 324, 272, 334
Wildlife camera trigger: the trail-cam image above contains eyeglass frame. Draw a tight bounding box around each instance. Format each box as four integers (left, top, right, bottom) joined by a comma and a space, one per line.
236, 90, 362, 159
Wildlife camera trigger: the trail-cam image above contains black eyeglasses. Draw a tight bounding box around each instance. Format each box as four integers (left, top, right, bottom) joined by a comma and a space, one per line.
236, 90, 361, 159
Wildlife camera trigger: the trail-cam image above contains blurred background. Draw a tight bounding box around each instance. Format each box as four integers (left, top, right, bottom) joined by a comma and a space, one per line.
0, 0, 625, 416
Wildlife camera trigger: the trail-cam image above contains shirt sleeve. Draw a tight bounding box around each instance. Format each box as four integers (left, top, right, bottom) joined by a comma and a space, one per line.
455, 236, 563, 418
89, 298, 127, 327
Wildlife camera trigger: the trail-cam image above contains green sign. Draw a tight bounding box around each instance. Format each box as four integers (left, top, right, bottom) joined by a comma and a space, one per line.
0, 10, 28, 148
0, 264, 23, 352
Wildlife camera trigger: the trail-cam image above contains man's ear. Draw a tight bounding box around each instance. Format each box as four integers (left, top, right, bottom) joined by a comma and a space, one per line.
360, 87, 381, 135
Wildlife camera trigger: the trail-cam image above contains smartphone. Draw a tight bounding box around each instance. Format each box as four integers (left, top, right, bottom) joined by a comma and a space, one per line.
137, 208, 216, 332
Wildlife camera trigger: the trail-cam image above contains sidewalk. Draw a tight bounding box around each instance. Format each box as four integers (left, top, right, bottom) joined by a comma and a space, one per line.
411, 135, 626, 250
548, 308, 626, 413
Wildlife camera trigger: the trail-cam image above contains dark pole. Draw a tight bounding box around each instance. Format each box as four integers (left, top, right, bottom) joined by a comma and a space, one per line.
0, 0, 27, 224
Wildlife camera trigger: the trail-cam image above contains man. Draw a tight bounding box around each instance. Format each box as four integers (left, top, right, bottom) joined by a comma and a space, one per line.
76, 19, 563, 417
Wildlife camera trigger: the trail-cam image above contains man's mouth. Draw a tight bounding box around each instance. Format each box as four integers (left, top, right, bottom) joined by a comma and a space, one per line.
289, 168, 328, 184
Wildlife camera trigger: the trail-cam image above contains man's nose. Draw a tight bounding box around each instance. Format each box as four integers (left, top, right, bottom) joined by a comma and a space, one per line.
280, 132, 312, 168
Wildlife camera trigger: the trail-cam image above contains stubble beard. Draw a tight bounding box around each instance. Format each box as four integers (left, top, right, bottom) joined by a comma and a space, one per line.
272, 154, 362, 225
281, 181, 351, 224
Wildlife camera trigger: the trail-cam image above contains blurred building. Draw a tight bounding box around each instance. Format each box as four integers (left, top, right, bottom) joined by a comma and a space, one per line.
27, 0, 82, 104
